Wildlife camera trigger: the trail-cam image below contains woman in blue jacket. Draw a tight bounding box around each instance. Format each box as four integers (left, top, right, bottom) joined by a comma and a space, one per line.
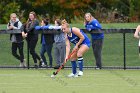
84, 13, 104, 69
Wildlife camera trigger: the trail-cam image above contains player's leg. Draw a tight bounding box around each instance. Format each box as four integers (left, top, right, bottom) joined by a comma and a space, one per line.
77, 44, 89, 76
68, 52, 78, 77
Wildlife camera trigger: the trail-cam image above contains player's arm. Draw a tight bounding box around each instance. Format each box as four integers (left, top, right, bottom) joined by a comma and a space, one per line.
72, 27, 85, 49
134, 25, 140, 39
65, 34, 71, 59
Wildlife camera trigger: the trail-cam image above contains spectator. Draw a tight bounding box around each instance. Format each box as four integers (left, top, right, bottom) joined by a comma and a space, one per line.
53, 19, 66, 69
84, 13, 104, 69
7, 13, 26, 67
40, 19, 54, 67
21, 11, 42, 68
134, 25, 140, 56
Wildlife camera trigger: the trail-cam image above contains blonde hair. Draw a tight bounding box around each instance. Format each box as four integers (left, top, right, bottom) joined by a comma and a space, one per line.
84, 12, 94, 22
61, 19, 70, 28
10, 13, 17, 17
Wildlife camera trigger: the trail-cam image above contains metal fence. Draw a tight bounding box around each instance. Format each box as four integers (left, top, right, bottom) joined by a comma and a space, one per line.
0, 29, 139, 69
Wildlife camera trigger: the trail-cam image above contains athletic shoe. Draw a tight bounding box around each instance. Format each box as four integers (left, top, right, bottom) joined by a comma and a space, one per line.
23, 59, 27, 67
77, 71, 83, 76
41, 62, 47, 68
67, 73, 78, 78
95, 67, 101, 70
73, 74, 79, 78
34, 63, 38, 69
39, 59, 43, 67
19, 62, 24, 67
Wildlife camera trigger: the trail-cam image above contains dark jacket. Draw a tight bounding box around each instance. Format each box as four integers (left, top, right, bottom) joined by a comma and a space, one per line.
25, 20, 39, 34
8, 21, 23, 43
41, 34, 54, 45
21, 20, 39, 40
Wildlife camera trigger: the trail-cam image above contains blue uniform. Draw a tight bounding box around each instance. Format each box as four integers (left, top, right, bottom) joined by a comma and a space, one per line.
85, 19, 104, 40
68, 28, 90, 75
67, 28, 90, 48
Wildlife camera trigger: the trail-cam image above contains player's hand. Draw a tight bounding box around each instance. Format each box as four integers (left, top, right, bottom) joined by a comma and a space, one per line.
64, 56, 68, 63
73, 45, 79, 51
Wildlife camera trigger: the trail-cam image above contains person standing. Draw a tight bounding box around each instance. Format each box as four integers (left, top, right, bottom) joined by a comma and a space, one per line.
7, 13, 26, 67
53, 19, 66, 69
134, 25, 140, 56
21, 11, 42, 68
61, 19, 90, 77
40, 19, 54, 67
84, 13, 104, 69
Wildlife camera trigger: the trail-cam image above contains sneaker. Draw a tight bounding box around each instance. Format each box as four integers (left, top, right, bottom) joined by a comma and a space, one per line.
77, 71, 83, 76
41, 63, 47, 68
95, 67, 101, 70
67, 73, 78, 78
19, 62, 24, 67
74, 74, 79, 78
39, 59, 43, 67
23, 59, 27, 67
49, 65, 52, 68
34, 63, 38, 69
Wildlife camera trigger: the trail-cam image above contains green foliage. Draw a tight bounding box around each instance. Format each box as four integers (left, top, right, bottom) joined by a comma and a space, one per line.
0, 1, 20, 23
0, 0, 140, 23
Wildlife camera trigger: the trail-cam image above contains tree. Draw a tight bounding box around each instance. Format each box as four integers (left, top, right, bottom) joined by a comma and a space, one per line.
0, 0, 20, 23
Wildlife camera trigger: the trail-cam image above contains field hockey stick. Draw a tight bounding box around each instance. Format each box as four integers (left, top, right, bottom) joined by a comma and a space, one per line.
52, 49, 77, 76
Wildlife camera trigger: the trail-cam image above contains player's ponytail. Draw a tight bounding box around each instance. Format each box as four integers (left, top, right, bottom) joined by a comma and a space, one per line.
61, 19, 67, 24
61, 19, 69, 28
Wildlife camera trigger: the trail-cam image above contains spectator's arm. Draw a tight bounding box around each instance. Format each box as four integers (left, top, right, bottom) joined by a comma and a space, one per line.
134, 25, 140, 39
26, 20, 39, 32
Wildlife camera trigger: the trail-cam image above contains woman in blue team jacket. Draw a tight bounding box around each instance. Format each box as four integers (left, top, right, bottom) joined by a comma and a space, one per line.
84, 13, 104, 69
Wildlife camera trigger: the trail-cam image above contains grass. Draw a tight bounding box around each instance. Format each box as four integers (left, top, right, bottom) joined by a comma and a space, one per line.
0, 69, 139, 93
0, 23, 140, 67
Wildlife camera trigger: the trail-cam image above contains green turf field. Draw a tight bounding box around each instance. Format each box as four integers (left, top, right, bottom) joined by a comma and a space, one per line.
0, 69, 139, 93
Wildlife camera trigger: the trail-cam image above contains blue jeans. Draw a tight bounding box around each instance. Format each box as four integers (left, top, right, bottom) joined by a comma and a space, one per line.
40, 44, 53, 66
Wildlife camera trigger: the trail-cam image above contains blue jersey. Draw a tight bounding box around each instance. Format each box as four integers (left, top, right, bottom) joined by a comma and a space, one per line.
67, 28, 90, 48
85, 19, 104, 40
